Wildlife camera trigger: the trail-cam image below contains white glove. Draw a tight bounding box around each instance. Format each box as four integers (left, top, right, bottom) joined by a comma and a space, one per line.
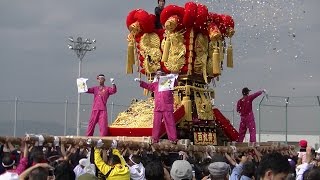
210, 99, 215, 106
96, 139, 104, 148
230, 146, 237, 153
36, 135, 45, 146
110, 78, 115, 84
263, 89, 268, 99
87, 138, 92, 145
134, 78, 141, 82
178, 151, 188, 160
111, 140, 117, 149
53, 136, 60, 147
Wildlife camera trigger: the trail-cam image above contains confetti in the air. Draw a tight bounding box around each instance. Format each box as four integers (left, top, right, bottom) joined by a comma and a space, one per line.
201, 0, 306, 61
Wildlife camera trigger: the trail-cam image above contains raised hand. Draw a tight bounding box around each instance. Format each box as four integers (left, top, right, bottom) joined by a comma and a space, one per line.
111, 140, 117, 149
110, 78, 115, 84
96, 139, 104, 148
263, 89, 268, 99
134, 78, 141, 82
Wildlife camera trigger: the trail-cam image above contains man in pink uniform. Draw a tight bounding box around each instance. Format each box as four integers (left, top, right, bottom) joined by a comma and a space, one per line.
237, 87, 266, 142
134, 71, 178, 143
85, 74, 117, 136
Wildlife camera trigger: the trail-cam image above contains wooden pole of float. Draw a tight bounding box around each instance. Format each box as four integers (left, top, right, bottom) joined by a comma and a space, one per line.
0, 135, 295, 154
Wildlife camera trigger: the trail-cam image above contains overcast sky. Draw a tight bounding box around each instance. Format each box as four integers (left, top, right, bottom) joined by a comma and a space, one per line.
0, 0, 319, 136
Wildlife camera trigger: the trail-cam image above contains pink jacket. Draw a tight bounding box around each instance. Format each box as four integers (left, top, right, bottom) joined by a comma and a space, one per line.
237, 91, 263, 116
140, 81, 174, 112
86, 85, 117, 110
15, 157, 28, 175
1, 157, 28, 175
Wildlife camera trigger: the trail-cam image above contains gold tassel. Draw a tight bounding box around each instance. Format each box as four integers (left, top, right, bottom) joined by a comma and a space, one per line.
182, 96, 192, 121
174, 91, 181, 106
161, 37, 171, 62
143, 88, 149, 96
218, 40, 224, 63
187, 29, 194, 75
138, 68, 141, 79
212, 49, 221, 75
145, 56, 151, 73
227, 39, 233, 68
126, 41, 134, 74
143, 73, 152, 96
202, 64, 208, 84
185, 85, 191, 96
187, 56, 193, 75
134, 41, 140, 72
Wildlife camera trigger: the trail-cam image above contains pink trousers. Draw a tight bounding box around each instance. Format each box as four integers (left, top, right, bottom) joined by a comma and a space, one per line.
153, 111, 177, 142
86, 110, 108, 136
238, 113, 256, 142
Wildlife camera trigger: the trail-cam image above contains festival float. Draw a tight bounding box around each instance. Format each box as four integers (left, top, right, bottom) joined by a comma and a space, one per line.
109, 2, 239, 146
0, 2, 296, 154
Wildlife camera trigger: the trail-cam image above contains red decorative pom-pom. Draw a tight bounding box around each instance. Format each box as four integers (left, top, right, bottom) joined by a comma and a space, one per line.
160, 5, 185, 31
126, 9, 155, 34
194, 4, 209, 34
126, 9, 139, 29
134, 10, 155, 33
183, 2, 198, 28
221, 14, 234, 29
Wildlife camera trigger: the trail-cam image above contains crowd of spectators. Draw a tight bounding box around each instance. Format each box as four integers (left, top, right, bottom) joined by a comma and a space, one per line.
1, 137, 319, 180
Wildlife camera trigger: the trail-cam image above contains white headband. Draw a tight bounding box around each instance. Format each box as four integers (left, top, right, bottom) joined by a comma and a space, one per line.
2, 160, 15, 168
129, 154, 137, 165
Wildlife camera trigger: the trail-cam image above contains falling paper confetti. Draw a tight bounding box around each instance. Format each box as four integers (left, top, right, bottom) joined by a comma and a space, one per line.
202, 0, 306, 61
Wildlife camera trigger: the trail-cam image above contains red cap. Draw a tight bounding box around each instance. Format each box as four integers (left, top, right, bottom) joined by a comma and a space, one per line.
299, 140, 307, 148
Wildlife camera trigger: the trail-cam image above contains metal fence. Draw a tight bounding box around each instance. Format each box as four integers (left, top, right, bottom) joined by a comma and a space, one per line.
257, 95, 320, 142
1, 96, 319, 140
0, 98, 129, 137
0, 98, 235, 137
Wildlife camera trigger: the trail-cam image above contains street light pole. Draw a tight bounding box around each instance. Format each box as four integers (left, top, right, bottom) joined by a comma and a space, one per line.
68, 37, 96, 136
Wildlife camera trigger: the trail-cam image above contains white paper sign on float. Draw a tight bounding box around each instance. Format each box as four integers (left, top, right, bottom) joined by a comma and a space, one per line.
158, 74, 178, 92
77, 78, 88, 93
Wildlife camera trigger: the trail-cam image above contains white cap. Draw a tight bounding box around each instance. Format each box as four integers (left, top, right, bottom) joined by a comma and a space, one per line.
130, 163, 145, 180
79, 158, 90, 167
316, 148, 320, 154
0, 172, 19, 180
